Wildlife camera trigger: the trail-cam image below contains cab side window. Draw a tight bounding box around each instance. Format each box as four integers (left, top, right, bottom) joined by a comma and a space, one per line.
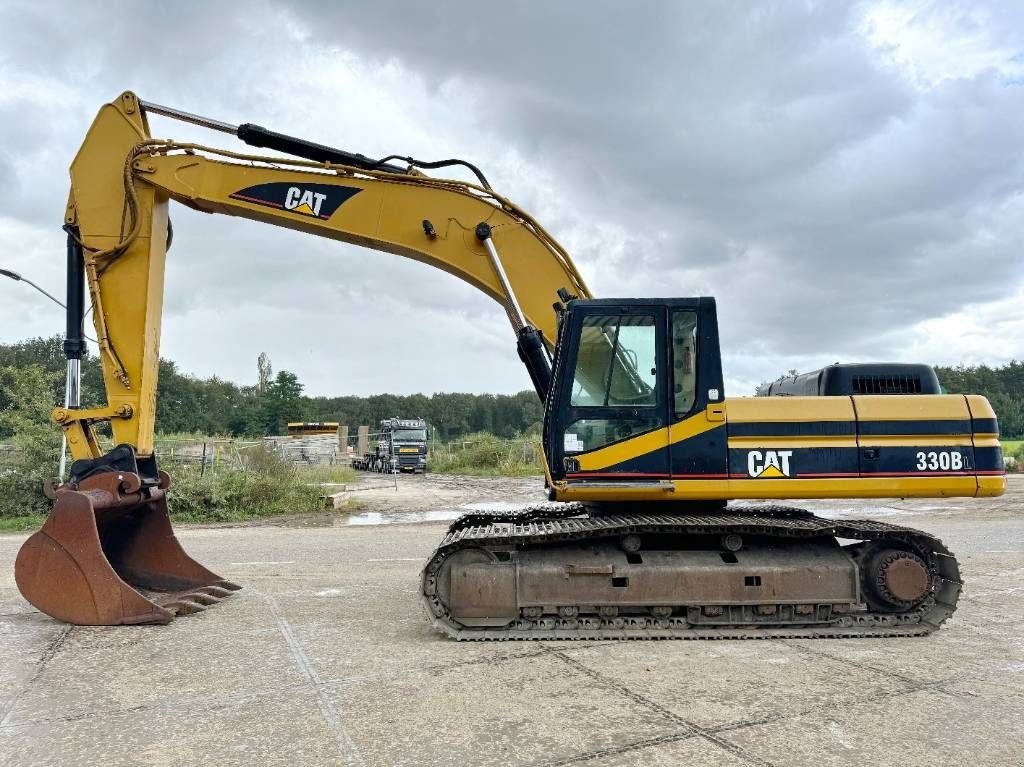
672, 311, 698, 415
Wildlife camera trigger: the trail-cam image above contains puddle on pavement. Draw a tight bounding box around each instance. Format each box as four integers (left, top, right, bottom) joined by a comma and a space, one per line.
346, 510, 464, 526
460, 501, 531, 512
816, 505, 922, 518
345, 500, 539, 526
344, 500, 945, 526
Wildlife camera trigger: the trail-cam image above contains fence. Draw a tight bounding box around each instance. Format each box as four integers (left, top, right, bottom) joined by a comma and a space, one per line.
1, 432, 548, 477
155, 434, 344, 474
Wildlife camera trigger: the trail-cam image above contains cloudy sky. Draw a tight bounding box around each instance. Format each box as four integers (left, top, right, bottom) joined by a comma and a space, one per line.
0, 1, 1021, 398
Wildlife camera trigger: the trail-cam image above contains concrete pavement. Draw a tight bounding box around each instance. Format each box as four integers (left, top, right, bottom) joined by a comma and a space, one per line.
1, 477, 1022, 766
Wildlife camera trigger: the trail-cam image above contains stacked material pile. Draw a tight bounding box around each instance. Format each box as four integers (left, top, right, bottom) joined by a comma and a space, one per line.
263, 434, 339, 465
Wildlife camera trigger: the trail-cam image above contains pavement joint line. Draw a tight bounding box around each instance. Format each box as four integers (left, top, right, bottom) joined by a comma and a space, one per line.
532, 731, 699, 767
0, 624, 71, 726
548, 649, 776, 767
702, 665, 999, 740
0, 680, 314, 729
777, 640, 999, 700
776, 639, 924, 687
778, 639, 983, 701
255, 588, 365, 767
0, 641, 985, 734
316, 646, 554, 688
312, 641, 606, 690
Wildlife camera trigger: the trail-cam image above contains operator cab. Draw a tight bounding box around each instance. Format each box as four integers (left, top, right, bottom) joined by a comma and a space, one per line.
544, 298, 725, 483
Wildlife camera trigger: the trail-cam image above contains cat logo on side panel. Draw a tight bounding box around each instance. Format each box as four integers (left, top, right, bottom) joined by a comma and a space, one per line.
747, 450, 793, 478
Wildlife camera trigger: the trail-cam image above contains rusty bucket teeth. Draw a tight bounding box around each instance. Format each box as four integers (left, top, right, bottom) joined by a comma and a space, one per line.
192, 585, 238, 598
14, 472, 241, 626
162, 599, 209, 616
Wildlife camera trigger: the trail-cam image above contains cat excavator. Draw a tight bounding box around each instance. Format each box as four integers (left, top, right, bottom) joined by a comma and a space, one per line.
15, 92, 1005, 638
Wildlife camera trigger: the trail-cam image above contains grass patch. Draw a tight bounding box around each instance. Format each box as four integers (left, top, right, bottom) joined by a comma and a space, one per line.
429, 433, 543, 477
0, 514, 45, 532
1004, 440, 1024, 472
165, 444, 358, 523
300, 464, 358, 485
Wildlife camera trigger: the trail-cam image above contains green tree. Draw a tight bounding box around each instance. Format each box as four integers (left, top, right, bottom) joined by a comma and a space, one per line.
0, 364, 62, 517
261, 370, 304, 434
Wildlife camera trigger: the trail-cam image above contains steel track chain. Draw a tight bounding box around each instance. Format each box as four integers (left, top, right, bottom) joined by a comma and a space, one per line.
420, 504, 961, 641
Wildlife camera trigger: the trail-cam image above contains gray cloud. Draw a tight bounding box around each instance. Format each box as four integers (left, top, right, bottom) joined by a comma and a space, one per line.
296, 2, 1024, 358
0, 0, 1022, 397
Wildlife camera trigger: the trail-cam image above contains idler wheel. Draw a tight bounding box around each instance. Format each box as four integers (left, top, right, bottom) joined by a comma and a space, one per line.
867, 549, 930, 609
620, 535, 642, 553
721, 534, 743, 552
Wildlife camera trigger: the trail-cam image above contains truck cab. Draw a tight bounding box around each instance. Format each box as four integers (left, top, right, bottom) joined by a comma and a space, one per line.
378, 417, 429, 473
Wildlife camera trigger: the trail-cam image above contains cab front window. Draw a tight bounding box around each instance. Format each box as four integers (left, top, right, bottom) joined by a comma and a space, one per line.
569, 314, 657, 407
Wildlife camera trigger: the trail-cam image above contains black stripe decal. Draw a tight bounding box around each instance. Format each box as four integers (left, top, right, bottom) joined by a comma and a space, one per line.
971, 417, 999, 434
728, 421, 855, 437
858, 419, 971, 436
974, 446, 1005, 472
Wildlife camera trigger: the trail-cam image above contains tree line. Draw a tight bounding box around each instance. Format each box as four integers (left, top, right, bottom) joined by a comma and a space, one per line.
2, 336, 1022, 440
0, 336, 543, 441
933, 362, 1024, 440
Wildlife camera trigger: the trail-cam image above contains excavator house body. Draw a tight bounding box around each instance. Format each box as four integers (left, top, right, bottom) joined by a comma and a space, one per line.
424, 298, 998, 639
543, 298, 1005, 503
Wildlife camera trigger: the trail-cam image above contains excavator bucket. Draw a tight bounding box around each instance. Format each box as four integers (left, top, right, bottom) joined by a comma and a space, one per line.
15, 471, 240, 625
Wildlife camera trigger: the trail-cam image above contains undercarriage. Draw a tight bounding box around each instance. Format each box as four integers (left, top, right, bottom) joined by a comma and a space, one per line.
422, 504, 960, 640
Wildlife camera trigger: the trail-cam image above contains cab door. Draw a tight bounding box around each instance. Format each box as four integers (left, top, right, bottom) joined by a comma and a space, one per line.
667, 300, 729, 481
548, 304, 671, 481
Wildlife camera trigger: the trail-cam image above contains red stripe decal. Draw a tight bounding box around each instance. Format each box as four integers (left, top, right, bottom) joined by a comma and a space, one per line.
229, 193, 285, 209
567, 472, 670, 478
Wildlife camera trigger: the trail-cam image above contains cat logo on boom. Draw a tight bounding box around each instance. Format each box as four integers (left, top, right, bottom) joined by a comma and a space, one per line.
284, 187, 327, 217
747, 450, 793, 478
228, 181, 361, 220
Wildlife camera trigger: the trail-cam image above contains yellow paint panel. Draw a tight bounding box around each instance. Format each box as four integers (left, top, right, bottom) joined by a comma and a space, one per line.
724, 396, 856, 423
576, 411, 722, 471
728, 437, 857, 449
717, 476, 979, 500
858, 436, 974, 448
668, 414, 723, 445
965, 394, 997, 420
852, 394, 970, 421
978, 476, 1007, 496
575, 426, 668, 471
554, 475, 983, 502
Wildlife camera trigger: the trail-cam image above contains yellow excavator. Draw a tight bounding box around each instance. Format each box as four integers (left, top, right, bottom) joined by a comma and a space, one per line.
15, 92, 1005, 638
